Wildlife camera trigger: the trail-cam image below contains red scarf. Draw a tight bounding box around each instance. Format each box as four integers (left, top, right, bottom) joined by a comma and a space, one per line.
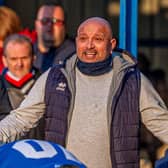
5, 71, 34, 88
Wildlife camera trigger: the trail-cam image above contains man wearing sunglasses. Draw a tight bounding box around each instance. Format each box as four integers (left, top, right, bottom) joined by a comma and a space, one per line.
34, 2, 75, 72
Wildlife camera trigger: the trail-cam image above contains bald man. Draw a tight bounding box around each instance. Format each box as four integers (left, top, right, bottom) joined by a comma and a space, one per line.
0, 17, 168, 168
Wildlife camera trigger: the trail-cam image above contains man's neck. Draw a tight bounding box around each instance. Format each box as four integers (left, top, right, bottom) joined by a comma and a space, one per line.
7, 71, 21, 81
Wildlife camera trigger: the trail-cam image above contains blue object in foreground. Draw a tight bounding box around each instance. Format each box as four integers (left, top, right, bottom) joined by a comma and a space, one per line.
0, 0, 4, 5
0, 139, 87, 168
155, 150, 168, 168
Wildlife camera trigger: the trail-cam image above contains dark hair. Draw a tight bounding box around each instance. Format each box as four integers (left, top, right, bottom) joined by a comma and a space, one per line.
3, 34, 34, 57
42, 0, 63, 6
39, 1, 67, 23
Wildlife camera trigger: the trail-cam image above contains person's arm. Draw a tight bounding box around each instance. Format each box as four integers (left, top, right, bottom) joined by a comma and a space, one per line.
140, 74, 168, 143
0, 69, 50, 143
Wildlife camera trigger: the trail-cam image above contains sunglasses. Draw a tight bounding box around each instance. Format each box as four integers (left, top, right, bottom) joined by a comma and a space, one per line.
37, 18, 65, 26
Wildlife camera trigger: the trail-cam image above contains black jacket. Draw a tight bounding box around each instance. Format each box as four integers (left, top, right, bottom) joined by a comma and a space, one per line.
33, 37, 75, 72
0, 67, 44, 139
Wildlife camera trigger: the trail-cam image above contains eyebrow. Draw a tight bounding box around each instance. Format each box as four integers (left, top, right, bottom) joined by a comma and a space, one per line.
78, 32, 106, 37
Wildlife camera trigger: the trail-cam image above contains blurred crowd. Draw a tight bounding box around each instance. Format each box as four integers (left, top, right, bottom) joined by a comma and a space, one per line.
0, 1, 168, 168
138, 52, 168, 167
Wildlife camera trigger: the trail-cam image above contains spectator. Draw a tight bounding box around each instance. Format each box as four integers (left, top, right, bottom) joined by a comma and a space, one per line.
150, 69, 168, 106
0, 34, 43, 139
137, 52, 152, 79
138, 53, 165, 166
0, 17, 168, 168
34, 2, 75, 72
140, 123, 162, 167
0, 6, 22, 73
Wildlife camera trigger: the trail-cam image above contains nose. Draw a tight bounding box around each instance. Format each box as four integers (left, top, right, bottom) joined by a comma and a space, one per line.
46, 22, 54, 32
17, 59, 23, 67
47, 21, 53, 27
87, 39, 94, 49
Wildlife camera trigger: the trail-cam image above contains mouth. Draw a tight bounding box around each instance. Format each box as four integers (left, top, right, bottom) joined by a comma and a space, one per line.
84, 51, 97, 58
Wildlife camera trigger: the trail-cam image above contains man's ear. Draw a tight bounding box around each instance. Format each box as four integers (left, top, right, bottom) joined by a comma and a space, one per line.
110, 38, 117, 54
111, 38, 117, 50
31, 55, 36, 65
2, 55, 8, 67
